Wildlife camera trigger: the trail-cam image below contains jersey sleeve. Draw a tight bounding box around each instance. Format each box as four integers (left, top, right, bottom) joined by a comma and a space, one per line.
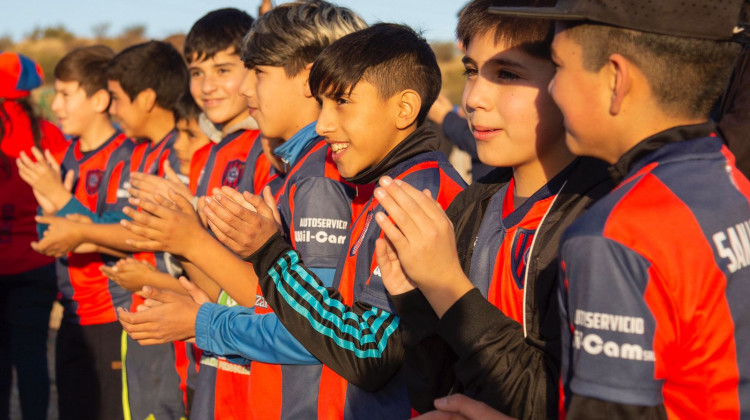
247, 232, 404, 392
559, 233, 666, 409
283, 176, 352, 269
194, 303, 319, 365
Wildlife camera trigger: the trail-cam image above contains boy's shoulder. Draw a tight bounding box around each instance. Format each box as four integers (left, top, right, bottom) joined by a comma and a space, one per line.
391, 150, 467, 189
285, 138, 344, 184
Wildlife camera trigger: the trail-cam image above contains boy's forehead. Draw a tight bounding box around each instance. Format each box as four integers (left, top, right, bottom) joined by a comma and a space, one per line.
188, 47, 241, 66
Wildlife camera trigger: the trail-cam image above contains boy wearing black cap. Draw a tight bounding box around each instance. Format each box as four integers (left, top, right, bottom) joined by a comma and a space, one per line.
490, 0, 750, 417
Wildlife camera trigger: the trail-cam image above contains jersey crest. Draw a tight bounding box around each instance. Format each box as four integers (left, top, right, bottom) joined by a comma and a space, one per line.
510, 227, 535, 289
222, 159, 245, 189
85, 169, 104, 195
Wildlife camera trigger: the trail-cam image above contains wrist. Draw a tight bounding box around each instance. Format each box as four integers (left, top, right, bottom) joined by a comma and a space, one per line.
419, 266, 473, 318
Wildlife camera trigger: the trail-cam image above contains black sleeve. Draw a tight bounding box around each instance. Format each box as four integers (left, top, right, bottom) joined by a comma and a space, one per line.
566, 394, 667, 420
389, 289, 459, 414
436, 288, 559, 419
247, 232, 404, 391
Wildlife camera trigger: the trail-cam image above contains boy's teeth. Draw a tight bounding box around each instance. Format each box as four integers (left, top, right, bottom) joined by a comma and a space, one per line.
331, 143, 349, 152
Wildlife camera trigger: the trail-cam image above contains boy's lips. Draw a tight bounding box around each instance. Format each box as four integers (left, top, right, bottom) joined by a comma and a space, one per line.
328, 141, 349, 161
472, 124, 503, 141
202, 98, 224, 107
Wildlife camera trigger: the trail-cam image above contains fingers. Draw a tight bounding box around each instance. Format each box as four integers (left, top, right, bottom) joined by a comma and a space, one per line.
203, 197, 242, 239
374, 211, 408, 251
262, 186, 282, 227
44, 149, 60, 173
163, 161, 182, 184
139, 285, 173, 304
432, 394, 512, 420
152, 193, 179, 211
63, 170, 75, 192
242, 191, 274, 220
178, 276, 210, 305
169, 188, 196, 214
374, 178, 425, 241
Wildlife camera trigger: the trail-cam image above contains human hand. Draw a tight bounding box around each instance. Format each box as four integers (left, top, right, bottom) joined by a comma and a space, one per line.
375, 236, 416, 295
32, 215, 85, 257
121, 189, 207, 257
17, 147, 74, 208
118, 276, 210, 345
101, 258, 158, 293
203, 185, 281, 258
414, 394, 515, 420
373, 176, 472, 317
129, 161, 194, 204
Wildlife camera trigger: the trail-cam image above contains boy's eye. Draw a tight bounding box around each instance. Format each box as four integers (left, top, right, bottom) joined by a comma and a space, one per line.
190, 70, 202, 78
218, 68, 230, 75
498, 70, 520, 81
462, 67, 478, 78
336, 98, 350, 106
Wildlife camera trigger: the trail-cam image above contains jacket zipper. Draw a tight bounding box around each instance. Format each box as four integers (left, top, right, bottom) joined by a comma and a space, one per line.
521, 181, 567, 338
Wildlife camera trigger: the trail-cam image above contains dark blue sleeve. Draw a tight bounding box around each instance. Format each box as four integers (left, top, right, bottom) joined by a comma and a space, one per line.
285, 177, 352, 269
559, 233, 664, 408
442, 112, 478, 159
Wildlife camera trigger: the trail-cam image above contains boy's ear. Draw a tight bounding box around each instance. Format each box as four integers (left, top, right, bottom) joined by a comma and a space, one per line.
607, 53, 632, 116
135, 88, 158, 112
302, 62, 314, 98
91, 88, 111, 113
395, 90, 421, 129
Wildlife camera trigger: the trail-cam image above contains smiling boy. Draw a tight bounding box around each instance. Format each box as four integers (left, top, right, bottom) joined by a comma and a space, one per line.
367, 1, 613, 417
488, 0, 750, 417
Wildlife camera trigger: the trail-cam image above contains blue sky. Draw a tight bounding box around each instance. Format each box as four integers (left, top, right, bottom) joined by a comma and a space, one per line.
2, 0, 462, 43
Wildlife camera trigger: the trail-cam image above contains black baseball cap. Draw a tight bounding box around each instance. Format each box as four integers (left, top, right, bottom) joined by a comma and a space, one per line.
489, 0, 745, 41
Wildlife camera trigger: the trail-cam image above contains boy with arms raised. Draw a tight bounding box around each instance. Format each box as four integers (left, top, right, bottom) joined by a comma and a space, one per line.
17, 45, 133, 420
487, 0, 750, 417
121, 22, 467, 419
370, 0, 612, 417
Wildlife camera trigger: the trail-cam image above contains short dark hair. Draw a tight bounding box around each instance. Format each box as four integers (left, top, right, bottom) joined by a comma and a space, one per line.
106, 41, 189, 111
173, 91, 202, 122
241, 0, 367, 77
564, 23, 740, 118
309, 23, 441, 126
54, 45, 114, 96
457, 0, 555, 59
184, 8, 254, 63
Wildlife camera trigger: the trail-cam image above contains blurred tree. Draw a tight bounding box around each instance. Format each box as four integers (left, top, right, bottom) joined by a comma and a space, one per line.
92, 23, 110, 40
27, 25, 75, 42
0, 36, 13, 51
431, 42, 457, 63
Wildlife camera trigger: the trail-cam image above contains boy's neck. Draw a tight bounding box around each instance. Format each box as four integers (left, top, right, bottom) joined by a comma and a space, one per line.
143, 108, 176, 144
78, 114, 116, 152
282, 100, 321, 141
605, 112, 707, 165
512, 135, 575, 198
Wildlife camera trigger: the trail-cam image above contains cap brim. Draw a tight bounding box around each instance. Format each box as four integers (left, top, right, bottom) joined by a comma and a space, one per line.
488, 6, 586, 21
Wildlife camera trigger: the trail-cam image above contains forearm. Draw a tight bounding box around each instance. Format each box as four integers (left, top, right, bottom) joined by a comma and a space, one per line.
137, 271, 188, 295
565, 394, 667, 420
391, 289, 458, 413
248, 233, 404, 391
183, 235, 259, 307
195, 303, 319, 365
181, 260, 221, 302
80, 223, 147, 252
437, 289, 558, 419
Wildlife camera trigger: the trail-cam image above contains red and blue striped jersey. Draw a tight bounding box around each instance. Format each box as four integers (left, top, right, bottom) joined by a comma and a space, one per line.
248, 138, 358, 420
468, 176, 562, 324
559, 124, 750, 418
56, 131, 134, 324
191, 129, 282, 197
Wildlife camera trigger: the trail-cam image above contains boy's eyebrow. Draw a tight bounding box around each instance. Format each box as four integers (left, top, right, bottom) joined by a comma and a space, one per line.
461, 56, 476, 66
487, 57, 528, 70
